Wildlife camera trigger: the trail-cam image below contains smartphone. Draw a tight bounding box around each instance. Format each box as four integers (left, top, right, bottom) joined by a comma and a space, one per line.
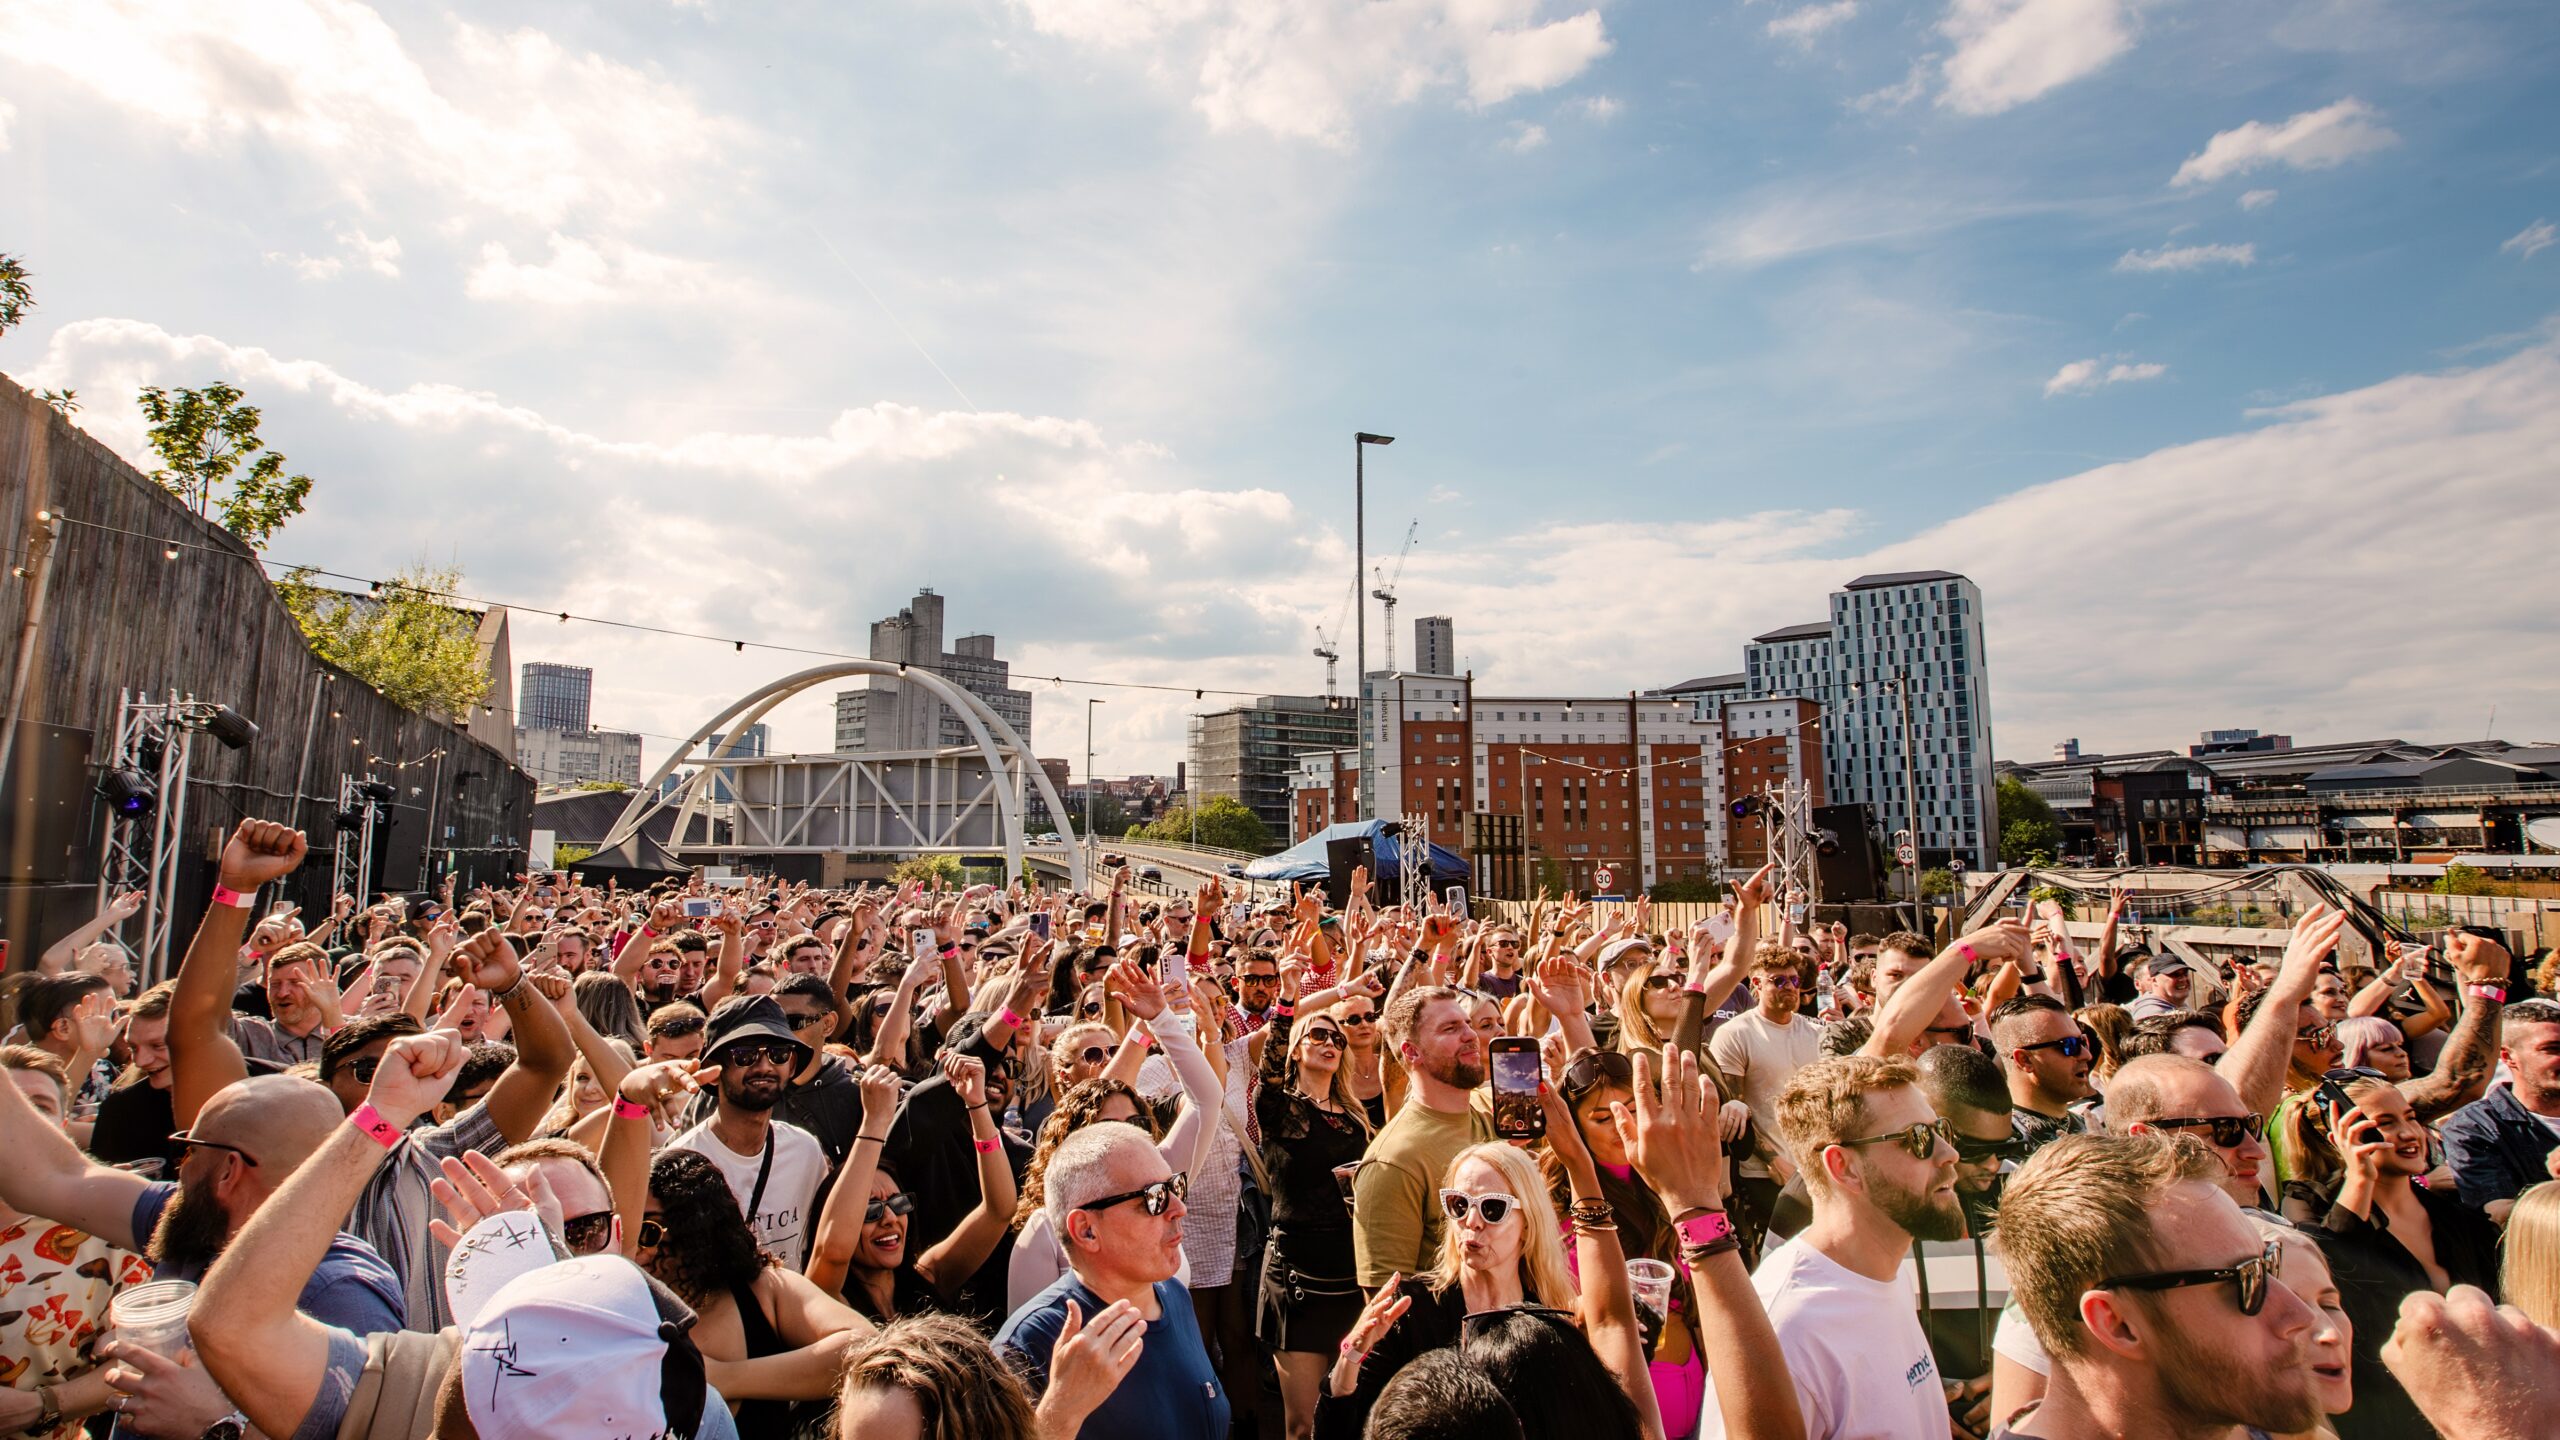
1489, 1037, 1545, 1140
1445, 886, 1469, 919
681, 897, 716, 919
911, 928, 938, 957
1029, 912, 1052, 942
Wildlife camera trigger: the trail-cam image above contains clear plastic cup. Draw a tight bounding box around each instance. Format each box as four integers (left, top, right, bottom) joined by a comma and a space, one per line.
1333, 1162, 1362, 1207
1625, 1259, 1676, 1322
107, 1278, 197, 1360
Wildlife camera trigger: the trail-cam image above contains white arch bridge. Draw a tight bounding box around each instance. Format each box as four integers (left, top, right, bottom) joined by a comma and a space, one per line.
600, 661, 1086, 888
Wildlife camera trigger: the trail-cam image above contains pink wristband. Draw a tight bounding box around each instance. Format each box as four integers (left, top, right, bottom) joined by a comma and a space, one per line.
210, 884, 252, 908
973, 1135, 999, 1154
2467, 983, 2507, 1004
999, 1008, 1025, 1030
1958, 944, 1978, 964
613, 1097, 651, 1120
348, 1104, 403, 1148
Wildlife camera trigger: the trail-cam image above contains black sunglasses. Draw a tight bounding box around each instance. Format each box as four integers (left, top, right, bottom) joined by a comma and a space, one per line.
2015, 1034, 2091, 1059
1301, 1027, 1347, 1050
864, 1192, 916, 1224
1755, 972, 1803, 990
1949, 1131, 2023, 1165
2146, 1112, 2265, 1148
2099, 1237, 2282, 1317
716, 1039, 801, 1068
1641, 975, 1683, 993
561, 1209, 615, 1254
1078, 1172, 1188, 1218
1340, 1011, 1376, 1025
167, 1130, 259, 1167
1075, 1045, 1112, 1067
1080, 1000, 1106, 1017
1834, 1117, 1956, 1162
346, 1056, 382, 1085
1560, 1048, 1632, 1098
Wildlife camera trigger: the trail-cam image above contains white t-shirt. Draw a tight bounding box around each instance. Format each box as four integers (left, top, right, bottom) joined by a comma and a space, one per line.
1699, 1235, 1952, 1440
1707, 1008, 1827, 1179
670, 1117, 828, 1269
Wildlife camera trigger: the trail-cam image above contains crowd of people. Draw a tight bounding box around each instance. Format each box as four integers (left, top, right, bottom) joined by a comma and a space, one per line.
5, 814, 2560, 1440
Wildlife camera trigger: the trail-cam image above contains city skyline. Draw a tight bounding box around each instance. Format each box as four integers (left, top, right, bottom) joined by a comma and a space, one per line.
2, 2, 2552, 778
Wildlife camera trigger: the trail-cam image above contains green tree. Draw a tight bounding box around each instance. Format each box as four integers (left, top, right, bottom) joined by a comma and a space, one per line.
1066, 792, 1127, 839
0, 253, 30, 337
573, 781, 632, 793
276, 563, 491, 718
890, 854, 964, 887
1647, 877, 1723, 902
1133, 796, 1276, 854
137, 382, 312, 548
2433, 863, 2501, 897
1997, 776, 2062, 866
1918, 866, 1956, 899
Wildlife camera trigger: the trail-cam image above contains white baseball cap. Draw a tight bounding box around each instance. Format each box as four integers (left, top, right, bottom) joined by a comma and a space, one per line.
457, 1254, 676, 1440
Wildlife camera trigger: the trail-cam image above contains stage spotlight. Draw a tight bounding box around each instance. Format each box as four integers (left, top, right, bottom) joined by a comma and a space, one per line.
203, 705, 260, 751
102, 768, 156, 820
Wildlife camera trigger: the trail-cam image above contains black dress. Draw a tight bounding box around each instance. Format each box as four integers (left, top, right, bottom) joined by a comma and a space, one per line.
1255, 1085, 1369, 1352
2313, 1181, 2505, 1440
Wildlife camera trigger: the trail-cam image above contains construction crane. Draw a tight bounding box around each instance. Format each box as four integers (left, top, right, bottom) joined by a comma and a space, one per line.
1372, 519, 1419, 671
1312, 625, 1340, 697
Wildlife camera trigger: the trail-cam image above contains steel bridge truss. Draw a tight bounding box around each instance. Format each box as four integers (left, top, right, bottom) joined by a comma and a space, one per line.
603, 661, 1085, 888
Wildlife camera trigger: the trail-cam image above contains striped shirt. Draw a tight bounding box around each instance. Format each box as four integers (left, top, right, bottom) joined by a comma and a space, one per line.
345, 1100, 506, 1332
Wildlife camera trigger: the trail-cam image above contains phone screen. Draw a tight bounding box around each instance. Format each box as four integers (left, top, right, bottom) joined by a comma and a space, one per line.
1030, 913, 1052, 942
1490, 1043, 1544, 1139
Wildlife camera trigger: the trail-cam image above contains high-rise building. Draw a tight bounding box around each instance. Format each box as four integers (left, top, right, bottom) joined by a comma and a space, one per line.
705, 724, 769, 803
1414, 616, 1456, 677
1190, 696, 1358, 836
832, 590, 1035, 753
520, 662, 592, 732
515, 726, 644, 788
1745, 570, 1994, 870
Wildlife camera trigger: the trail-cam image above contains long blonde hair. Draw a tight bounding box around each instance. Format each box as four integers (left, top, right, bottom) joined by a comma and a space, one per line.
1428, 1142, 1574, 1307
1616, 963, 1675, 1055
1277, 1010, 1374, 1137
2504, 1181, 2560, 1329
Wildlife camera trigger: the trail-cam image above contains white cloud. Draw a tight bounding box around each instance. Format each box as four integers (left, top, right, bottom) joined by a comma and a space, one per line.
1568, 94, 1622, 122
2503, 220, 2556, 261
1937, 0, 2135, 117
1013, 0, 1611, 147
1499, 120, 1548, 152
1768, 2, 1858, 47
2239, 188, 2278, 211
465, 234, 744, 307
0, 1, 748, 228
2114, 241, 2255, 273
21, 315, 2558, 767
1694, 184, 2085, 269
262, 226, 403, 282
2170, 98, 2399, 188
2043, 356, 2167, 396
1851, 61, 1929, 114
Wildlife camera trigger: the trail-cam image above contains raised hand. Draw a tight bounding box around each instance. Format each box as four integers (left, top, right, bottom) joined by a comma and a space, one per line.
619, 1058, 720, 1130
1334, 1278, 1414, 1385
426, 1149, 564, 1248
365, 1030, 468, 1130
1611, 1048, 1727, 1216
1042, 1299, 1147, 1434
942, 1053, 989, 1109
1107, 958, 1166, 1020
1526, 953, 1591, 1017
857, 1063, 902, 1128
2445, 929, 2513, 987
450, 929, 523, 995
1732, 861, 1775, 910
216, 819, 308, 894
2277, 903, 2349, 985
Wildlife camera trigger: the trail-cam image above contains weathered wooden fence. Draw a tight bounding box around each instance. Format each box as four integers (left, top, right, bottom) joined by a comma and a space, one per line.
0, 376, 533, 963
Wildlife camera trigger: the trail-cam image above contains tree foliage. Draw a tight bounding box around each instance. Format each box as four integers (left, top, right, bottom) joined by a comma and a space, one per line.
1129, 795, 1277, 854
138, 382, 312, 549
276, 563, 491, 718
1919, 866, 1957, 898
890, 854, 964, 886
0, 253, 30, 337
2433, 863, 2505, 897
1996, 775, 2062, 866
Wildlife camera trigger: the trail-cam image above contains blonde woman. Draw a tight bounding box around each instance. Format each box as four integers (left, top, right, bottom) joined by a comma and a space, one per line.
1320, 1130, 1651, 1440
1616, 961, 1685, 1057
1252, 1009, 1376, 1440
2501, 1181, 2560, 1329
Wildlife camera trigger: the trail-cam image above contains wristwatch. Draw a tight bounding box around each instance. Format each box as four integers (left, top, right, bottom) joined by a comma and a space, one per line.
199, 1413, 248, 1440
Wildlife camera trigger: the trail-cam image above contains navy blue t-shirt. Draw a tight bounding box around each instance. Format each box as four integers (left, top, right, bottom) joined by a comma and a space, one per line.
996, 1274, 1229, 1440
129, 1181, 404, 1335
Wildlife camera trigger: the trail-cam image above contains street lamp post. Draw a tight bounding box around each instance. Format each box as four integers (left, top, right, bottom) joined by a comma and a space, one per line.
1354, 431, 1394, 820
1085, 698, 1105, 874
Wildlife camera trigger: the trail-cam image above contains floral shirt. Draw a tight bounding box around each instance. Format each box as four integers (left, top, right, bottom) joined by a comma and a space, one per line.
0, 1217, 151, 1440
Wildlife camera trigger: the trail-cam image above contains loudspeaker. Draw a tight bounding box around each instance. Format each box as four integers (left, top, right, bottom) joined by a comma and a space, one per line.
0, 723, 95, 882
1324, 836, 1375, 910
1813, 803, 1883, 902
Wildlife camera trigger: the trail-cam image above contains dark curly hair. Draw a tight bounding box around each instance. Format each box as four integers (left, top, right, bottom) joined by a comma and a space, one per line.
1012, 1078, 1154, 1230
644, 1148, 768, 1309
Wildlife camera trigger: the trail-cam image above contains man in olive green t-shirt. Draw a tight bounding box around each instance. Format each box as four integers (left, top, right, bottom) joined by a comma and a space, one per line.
1352, 986, 1494, 1286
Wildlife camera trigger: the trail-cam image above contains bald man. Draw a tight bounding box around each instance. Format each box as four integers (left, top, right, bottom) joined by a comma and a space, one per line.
0, 1068, 400, 1332
2105, 1054, 2275, 1216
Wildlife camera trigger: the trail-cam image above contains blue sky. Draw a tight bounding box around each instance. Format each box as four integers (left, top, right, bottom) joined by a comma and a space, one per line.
3, 0, 2556, 777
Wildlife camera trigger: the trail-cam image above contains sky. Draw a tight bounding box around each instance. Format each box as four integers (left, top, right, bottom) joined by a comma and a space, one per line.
2, 0, 2556, 781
